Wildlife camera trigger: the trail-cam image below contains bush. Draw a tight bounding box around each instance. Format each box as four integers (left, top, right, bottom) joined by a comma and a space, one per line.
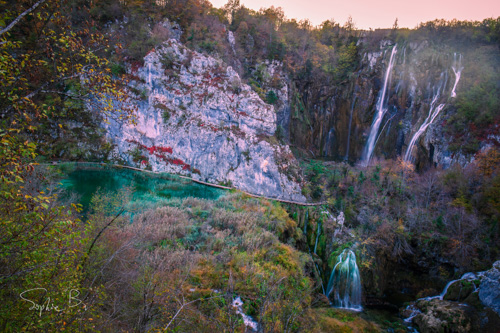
110, 63, 127, 76
266, 90, 278, 104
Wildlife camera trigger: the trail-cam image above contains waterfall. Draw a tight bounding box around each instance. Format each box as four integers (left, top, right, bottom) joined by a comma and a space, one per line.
345, 96, 357, 161
404, 70, 449, 163
404, 272, 481, 324
326, 249, 362, 310
313, 221, 321, 254
228, 31, 236, 55
323, 128, 335, 157
362, 45, 397, 166
232, 296, 258, 331
304, 210, 309, 234
426, 272, 479, 301
404, 98, 445, 162
450, 53, 463, 98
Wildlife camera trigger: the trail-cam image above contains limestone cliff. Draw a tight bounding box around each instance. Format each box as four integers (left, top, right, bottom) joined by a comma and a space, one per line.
289, 38, 499, 169
104, 39, 305, 201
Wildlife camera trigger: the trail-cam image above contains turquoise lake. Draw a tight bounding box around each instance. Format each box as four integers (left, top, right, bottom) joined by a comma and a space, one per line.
58, 164, 226, 213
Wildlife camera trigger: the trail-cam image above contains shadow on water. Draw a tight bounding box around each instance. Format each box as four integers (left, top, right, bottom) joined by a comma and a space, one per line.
58, 164, 225, 215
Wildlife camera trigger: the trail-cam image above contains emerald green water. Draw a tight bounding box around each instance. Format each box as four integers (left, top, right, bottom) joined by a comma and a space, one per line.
59, 164, 225, 213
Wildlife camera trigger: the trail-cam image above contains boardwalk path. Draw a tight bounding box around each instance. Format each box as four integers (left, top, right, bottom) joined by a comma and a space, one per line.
45, 162, 327, 207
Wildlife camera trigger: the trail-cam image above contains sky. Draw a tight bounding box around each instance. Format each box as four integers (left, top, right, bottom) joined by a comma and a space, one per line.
208, 0, 500, 30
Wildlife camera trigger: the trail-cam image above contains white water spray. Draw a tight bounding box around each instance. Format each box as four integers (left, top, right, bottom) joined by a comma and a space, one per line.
404, 97, 445, 163
450, 53, 463, 98
404, 66, 454, 163
362, 45, 397, 166
326, 249, 362, 310
232, 296, 258, 331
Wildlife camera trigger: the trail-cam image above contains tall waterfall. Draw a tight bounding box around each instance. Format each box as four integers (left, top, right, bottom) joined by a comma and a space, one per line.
345, 96, 357, 161
404, 96, 445, 162
404, 59, 459, 163
362, 45, 397, 166
451, 53, 463, 98
326, 249, 362, 310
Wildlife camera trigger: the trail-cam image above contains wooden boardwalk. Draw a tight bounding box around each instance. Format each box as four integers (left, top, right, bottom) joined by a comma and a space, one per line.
43, 162, 327, 207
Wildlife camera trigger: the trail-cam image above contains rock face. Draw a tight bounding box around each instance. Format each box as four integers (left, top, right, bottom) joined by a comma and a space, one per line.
413, 299, 474, 333
104, 39, 305, 201
478, 261, 500, 316
289, 38, 499, 168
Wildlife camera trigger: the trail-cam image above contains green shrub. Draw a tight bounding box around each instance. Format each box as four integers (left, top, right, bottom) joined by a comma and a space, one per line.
266, 90, 278, 104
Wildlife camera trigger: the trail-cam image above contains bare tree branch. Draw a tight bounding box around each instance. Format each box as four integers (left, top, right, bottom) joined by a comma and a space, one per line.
0, 0, 48, 37
164, 295, 223, 331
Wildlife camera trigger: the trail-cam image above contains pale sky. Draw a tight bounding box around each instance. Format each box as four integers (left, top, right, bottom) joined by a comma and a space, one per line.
209, 0, 500, 30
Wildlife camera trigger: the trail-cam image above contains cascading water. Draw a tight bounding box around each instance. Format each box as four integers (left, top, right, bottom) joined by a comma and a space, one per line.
404, 54, 463, 163
326, 249, 362, 310
404, 98, 445, 162
404, 272, 480, 324
232, 296, 258, 331
345, 96, 357, 161
313, 221, 321, 254
362, 45, 397, 166
404, 69, 451, 163
304, 210, 309, 234
451, 53, 463, 98
323, 128, 335, 157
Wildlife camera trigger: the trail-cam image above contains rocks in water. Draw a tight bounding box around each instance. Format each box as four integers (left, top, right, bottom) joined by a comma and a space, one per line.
403, 261, 500, 333
443, 279, 475, 302
413, 299, 474, 333
478, 260, 500, 316
104, 39, 305, 201
412, 297, 500, 333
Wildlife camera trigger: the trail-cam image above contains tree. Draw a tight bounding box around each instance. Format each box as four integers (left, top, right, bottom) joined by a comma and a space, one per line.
223, 0, 240, 25
0, 0, 134, 330
392, 18, 399, 30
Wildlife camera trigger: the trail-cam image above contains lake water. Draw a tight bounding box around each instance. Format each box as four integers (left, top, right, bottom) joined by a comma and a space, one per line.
58, 164, 225, 213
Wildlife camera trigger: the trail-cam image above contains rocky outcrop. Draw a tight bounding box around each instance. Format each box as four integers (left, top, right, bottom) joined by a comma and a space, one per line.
478, 261, 500, 316
401, 261, 500, 333
104, 39, 305, 201
413, 299, 475, 333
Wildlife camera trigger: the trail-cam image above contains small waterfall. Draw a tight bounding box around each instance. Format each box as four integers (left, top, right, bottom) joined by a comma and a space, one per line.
232, 296, 258, 331
345, 96, 357, 161
326, 249, 362, 310
404, 70, 449, 163
404, 272, 479, 324
450, 53, 463, 98
404, 100, 445, 163
304, 209, 309, 234
323, 128, 335, 157
313, 221, 321, 254
362, 45, 397, 166
427, 272, 479, 301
